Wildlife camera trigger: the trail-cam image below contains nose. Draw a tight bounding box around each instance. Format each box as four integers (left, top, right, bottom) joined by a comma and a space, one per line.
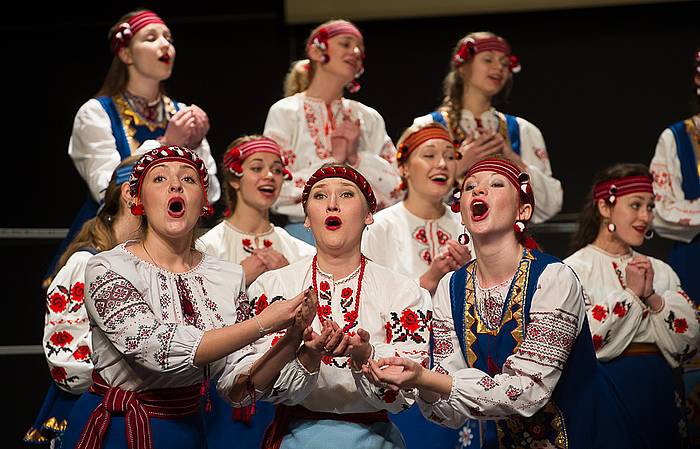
326, 193, 340, 212
158, 35, 171, 50
639, 207, 653, 224
437, 154, 447, 168
169, 178, 183, 193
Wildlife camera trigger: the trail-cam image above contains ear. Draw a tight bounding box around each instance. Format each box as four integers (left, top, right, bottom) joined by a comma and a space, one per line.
596, 198, 612, 219
307, 45, 325, 64
120, 182, 133, 204
398, 164, 409, 179
364, 211, 374, 226
228, 177, 241, 191
118, 46, 133, 65
304, 215, 311, 229
518, 203, 533, 222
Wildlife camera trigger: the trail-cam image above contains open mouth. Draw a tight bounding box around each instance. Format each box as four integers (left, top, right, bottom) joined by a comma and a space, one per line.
471, 200, 489, 221
488, 74, 503, 82
167, 197, 185, 218
429, 174, 448, 185
324, 215, 342, 230
258, 185, 276, 196
632, 225, 647, 234
159, 54, 171, 64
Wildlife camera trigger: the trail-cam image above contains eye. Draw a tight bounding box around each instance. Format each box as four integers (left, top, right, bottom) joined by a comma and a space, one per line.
445, 152, 456, 161
648, 204, 655, 211
153, 175, 165, 183
145, 33, 156, 42
313, 192, 327, 200
464, 183, 475, 192
490, 179, 505, 187
272, 167, 283, 175
340, 190, 354, 198
631, 203, 640, 210
250, 166, 263, 173
183, 175, 196, 184
423, 153, 434, 159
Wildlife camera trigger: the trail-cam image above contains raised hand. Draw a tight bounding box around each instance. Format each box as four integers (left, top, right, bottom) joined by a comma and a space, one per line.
444, 239, 472, 267
625, 260, 647, 298
256, 289, 305, 333
162, 108, 195, 147
363, 357, 423, 390
253, 248, 290, 271
348, 328, 373, 368
295, 287, 318, 331
629, 256, 655, 300
457, 130, 505, 175
187, 104, 210, 148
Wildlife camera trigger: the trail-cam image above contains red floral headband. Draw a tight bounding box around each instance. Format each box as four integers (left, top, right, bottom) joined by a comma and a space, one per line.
129, 146, 212, 216
307, 21, 365, 93
396, 125, 458, 164
223, 137, 292, 180
111, 10, 166, 54
452, 36, 521, 73
301, 164, 377, 213
593, 175, 653, 204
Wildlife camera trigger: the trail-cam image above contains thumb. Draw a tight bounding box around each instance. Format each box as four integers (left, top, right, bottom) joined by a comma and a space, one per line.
358, 328, 370, 343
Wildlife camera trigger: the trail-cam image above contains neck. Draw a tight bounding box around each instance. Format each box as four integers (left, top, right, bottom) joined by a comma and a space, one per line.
111, 210, 139, 245
227, 200, 272, 234
125, 75, 160, 103
403, 192, 446, 220
142, 229, 194, 272
591, 228, 631, 256
462, 87, 492, 118
315, 248, 362, 279
473, 233, 521, 287
305, 72, 345, 104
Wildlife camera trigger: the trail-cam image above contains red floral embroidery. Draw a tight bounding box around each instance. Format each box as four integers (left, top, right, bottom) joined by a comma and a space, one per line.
48, 292, 68, 313
591, 305, 608, 322
255, 294, 269, 315
318, 305, 332, 320
321, 355, 333, 365
592, 334, 604, 350
385, 321, 393, 343
51, 367, 67, 383
436, 230, 449, 245
421, 249, 432, 265
344, 310, 358, 324
50, 331, 73, 347
242, 239, 254, 254
400, 309, 420, 333
414, 228, 428, 244
71, 282, 85, 303
271, 335, 282, 347
382, 389, 398, 403
73, 345, 91, 361
674, 318, 689, 334
319, 281, 330, 292
263, 240, 273, 248
341, 288, 353, 299
242, 239, 252, 247
612, 301, 628, 318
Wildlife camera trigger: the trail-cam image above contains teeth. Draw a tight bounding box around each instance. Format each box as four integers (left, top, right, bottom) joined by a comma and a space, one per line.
431, 176, 447, 182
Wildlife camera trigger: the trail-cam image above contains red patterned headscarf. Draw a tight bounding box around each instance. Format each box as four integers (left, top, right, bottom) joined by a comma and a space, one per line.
111, 10, 166, 53
302, 164, 377, 213
223, 137, 292, 180
452, 35, 521, 73
593, 175, 653, 204
129, 146, 212, 216
396, 124, 457, 165
306, 20, 365, 93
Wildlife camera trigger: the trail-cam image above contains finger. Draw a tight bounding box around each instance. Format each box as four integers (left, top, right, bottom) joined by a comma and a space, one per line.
332, 335, 351, 356
169, 108, 189, 122
357, 328, 371, 343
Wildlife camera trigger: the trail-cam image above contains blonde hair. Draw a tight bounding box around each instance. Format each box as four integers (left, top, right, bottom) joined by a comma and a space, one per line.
439, 31, 513, 143
51, 156, 140, 281
96, 9, 168, 97
283, 19, 359, 97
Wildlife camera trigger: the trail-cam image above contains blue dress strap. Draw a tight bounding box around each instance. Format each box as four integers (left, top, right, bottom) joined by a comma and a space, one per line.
430, 111, 448, 128
504, 114, 521, 156
96, 96, 131, 161
669, 120, 700, 200
448, 265, 469, 361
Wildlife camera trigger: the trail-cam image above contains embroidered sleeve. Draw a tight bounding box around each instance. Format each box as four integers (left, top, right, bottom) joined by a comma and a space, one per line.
85, 262, 204, 375
646, 261, 700, 367
352, 280, 432, 413
44, 253, 94, 394
192, 137, 220, 203
420, 264, 585, 426
516, 118, 563, 223
651, 128, 700, 240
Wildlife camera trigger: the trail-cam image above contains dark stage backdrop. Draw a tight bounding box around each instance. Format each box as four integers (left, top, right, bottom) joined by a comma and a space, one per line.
1, 1, 697, 445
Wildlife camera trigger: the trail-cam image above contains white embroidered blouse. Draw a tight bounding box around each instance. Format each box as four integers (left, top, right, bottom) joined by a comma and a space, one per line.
418, 262, 585, 428
650, 117, 700, 243
263, 93, 402, 221
217, 256, 432, 414
361, 202, 472, 281
564, 244, 699, 366
197, 221, 315, 264
68, 98, 220, 204
414, 108, 563, 223
44, 251, 94, 394
84, 243, 253, 393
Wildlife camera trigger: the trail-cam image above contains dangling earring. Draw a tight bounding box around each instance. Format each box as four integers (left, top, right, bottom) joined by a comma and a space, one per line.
458, 228, 470, 246
321, 53, 329, 64
201, 204, 214, 217
644, 229, 654, 240
514, 220, 526, 235
130, 202, 145, 216
607, 222, 616, 233
450, 188, 461, 213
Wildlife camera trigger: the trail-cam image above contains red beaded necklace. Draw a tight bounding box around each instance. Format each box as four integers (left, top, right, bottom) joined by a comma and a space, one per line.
311, 254, 366, 333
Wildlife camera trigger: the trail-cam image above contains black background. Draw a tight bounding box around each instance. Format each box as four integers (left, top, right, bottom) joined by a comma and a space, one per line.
2, 1, 698, 446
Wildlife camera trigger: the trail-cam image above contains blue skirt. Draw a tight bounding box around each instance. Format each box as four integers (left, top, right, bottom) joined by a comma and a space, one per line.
669, 237, 700, 305
602, 352, 684, 449
390, 406, 469, 449
204, 379, 274, 449
281, 418, 405, 449
60, 391, 207, 449
24, 383, 81, 445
